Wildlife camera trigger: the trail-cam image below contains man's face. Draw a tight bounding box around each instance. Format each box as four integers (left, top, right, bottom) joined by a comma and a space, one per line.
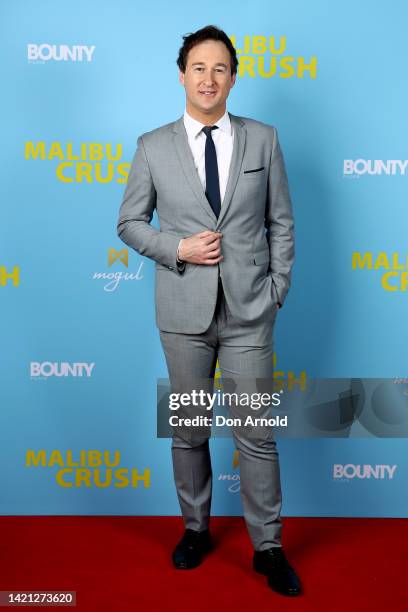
179, 40, 236, 120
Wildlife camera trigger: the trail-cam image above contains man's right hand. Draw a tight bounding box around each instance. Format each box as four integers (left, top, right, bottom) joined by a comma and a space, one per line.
178, 231, 223, 265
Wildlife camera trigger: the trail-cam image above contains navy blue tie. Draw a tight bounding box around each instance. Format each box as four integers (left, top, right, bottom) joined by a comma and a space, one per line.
202, 125, 221, 218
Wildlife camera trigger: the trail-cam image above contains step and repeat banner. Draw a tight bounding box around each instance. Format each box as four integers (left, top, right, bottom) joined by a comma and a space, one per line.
1, 0, 407, 517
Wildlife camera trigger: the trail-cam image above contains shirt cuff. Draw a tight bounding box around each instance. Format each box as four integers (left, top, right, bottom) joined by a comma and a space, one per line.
176, 239, 184, 263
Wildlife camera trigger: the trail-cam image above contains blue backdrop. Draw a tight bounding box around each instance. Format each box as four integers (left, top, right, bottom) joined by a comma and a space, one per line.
1, 0, 407, 516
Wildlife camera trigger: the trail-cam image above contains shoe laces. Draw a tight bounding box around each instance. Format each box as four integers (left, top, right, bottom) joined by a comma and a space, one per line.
266, 547, 291, 568
181, 529, 205, 548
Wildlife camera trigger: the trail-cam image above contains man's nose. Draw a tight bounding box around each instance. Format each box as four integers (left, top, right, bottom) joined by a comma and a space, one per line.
202, 71, 215, 85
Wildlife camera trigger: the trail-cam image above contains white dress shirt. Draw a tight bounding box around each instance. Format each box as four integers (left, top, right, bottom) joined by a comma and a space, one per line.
183, 109, 234, 204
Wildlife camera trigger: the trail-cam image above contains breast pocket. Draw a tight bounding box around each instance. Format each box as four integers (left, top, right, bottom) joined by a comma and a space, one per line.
241, 164, 266, 185
243, 166, 265, 177
241, 166, 266, 199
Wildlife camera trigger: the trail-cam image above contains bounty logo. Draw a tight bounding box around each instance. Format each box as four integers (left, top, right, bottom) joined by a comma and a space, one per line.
27, 44, 95, 63
30, 362, 95, 380
230, 35, 317, 79
218, 450, 240, 493
333, 464, 397, 480
343, 159, 408, 177
92, 248, 144, 292
352, 252, 408, 292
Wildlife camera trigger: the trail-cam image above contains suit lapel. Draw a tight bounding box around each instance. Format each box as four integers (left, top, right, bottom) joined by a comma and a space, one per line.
173, 116, 217, 224
216, 113, 246, 227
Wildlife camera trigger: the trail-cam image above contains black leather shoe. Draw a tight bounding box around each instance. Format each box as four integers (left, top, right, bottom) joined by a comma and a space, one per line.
172, 529, 213, 569
253, 547, 302, 596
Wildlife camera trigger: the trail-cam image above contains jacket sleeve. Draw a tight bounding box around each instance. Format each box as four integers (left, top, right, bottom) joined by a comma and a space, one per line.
117, 135, 185, 273
265, 127, 295, 306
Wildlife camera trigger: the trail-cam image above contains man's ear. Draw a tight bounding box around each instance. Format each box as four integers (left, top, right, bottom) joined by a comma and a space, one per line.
230, 72, 237, 88
179, 70, 185, 85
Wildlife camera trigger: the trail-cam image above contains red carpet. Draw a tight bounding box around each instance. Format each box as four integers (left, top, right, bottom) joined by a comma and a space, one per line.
0, 517, 407, 611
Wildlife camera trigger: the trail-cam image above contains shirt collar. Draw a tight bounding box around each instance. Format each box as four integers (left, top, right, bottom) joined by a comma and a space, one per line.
183, 109, 232, 139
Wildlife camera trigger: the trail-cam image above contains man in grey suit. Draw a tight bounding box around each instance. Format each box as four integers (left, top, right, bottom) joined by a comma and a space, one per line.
117, 25, 301, 596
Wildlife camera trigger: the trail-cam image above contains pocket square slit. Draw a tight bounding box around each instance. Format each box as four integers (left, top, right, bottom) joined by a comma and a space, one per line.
243, 167, 265, 174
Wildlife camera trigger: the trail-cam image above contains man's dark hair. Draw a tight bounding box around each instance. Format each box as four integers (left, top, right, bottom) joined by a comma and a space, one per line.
177, 25, 238, 75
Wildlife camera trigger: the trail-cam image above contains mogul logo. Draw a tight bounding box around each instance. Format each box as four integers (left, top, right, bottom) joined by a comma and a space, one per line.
108, 248, 128, 267
343, 159, 408, 177
27, 44, 95, 63
230, 35, 317, 79
333, 464, 397, 480
0, 266, 20, 286
26, 449, 150, 488
92, 248, 144, 292
352, 252, 408, 292
218, 450, 240, 493
30, 362, 95, 379
24, 141, 130, 184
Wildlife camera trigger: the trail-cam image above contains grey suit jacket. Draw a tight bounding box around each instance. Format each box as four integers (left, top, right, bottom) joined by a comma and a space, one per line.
117, 113, 295, 334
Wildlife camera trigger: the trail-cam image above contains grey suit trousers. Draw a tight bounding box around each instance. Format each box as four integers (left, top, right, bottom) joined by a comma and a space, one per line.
160, 278, 282, 551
